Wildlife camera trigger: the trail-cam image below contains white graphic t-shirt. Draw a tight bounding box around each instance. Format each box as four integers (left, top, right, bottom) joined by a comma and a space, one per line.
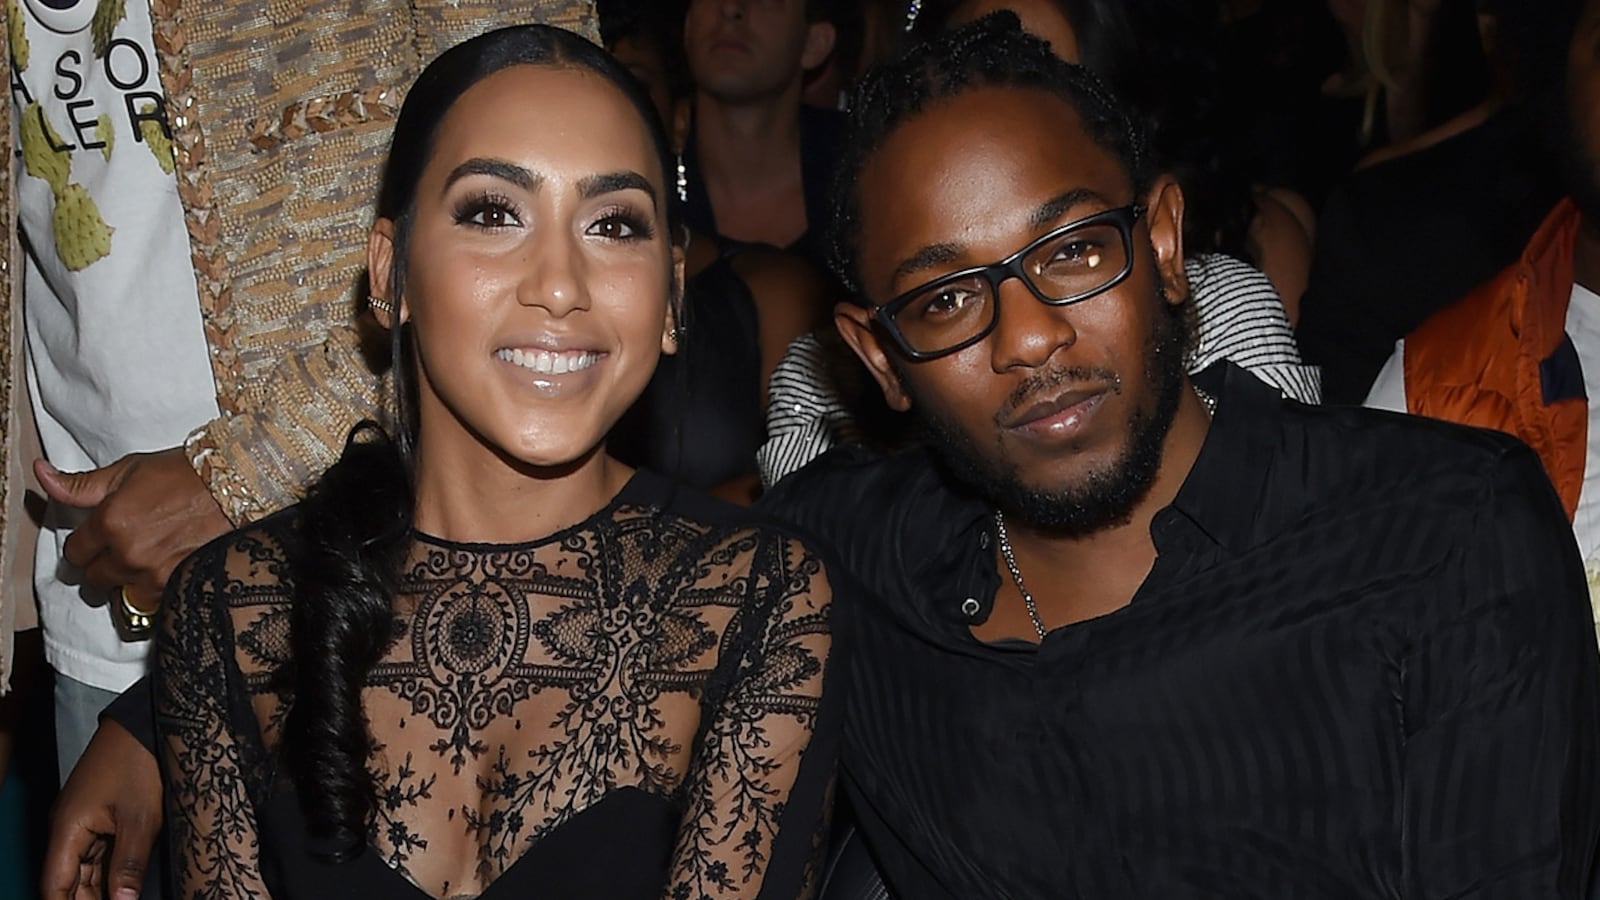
9, 0, 219, 691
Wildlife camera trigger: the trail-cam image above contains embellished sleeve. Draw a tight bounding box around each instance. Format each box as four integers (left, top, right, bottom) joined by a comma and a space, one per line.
154, 535, 276, 899
666, 532, 843, 900
185, 330, 385, 525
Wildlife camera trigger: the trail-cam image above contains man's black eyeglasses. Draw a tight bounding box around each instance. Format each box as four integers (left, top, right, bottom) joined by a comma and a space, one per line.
871, 204, 1146, 360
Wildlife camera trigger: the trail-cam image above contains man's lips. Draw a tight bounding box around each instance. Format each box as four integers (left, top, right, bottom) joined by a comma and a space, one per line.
1000, 385, 1111, 432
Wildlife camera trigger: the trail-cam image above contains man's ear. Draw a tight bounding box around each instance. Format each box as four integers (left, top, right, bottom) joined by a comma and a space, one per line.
834, 302, 912, 412
1144, 175, 1189, 309
801, 20, 837, 72
661, 243, 686, 356
367, 219, 406, 327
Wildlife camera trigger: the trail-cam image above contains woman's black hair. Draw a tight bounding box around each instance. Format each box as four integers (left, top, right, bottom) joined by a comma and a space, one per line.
281, 23, 678, 864
828, 11, 1149, 298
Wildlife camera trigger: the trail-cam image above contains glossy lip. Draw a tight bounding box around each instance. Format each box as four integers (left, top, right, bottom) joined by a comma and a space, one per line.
1000, 384, 1111, 438
495, 332, 605, 354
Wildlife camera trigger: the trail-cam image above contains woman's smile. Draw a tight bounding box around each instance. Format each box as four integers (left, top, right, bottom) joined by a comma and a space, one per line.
493, 347, 606, 376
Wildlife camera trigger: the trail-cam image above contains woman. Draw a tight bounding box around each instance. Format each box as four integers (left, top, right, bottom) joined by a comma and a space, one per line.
153, 25, 840, 899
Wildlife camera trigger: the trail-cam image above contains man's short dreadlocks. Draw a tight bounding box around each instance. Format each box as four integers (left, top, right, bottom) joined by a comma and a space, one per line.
826, 11, 1151, 300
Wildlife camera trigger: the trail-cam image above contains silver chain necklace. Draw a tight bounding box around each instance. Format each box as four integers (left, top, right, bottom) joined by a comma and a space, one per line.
993, 510, 1048, 640
992, 386, 1218, 641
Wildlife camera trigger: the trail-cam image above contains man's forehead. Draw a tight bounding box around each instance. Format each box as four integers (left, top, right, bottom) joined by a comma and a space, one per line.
863, 96, 1128, 226
877, 86, 1117, 183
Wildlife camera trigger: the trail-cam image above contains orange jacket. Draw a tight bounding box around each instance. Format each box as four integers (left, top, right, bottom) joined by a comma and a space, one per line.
1404, 200, 1586, 519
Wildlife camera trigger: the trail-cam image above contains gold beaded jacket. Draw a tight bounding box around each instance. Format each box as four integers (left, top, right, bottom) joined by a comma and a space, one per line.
0, 0, 599, 690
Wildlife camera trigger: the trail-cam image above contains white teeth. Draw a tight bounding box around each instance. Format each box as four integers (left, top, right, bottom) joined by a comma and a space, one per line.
495, 348, 599, 375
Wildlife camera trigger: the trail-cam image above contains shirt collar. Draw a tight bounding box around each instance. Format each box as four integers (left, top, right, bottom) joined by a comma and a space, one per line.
901, 361, 1282, 629
1162, 361, 1283, 555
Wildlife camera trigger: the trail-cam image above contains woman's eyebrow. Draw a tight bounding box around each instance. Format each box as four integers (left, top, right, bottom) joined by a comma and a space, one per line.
577, 170, 657, 203
444, 157, 539, 191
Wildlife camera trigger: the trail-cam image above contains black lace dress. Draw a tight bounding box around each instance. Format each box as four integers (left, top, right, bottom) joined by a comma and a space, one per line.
153, 471, 841, 900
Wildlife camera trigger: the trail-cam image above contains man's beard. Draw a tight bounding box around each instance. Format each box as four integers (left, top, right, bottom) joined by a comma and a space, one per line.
908, 287, 1189, 537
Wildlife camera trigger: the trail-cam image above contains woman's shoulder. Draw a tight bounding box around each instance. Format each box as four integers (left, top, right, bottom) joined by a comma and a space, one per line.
168, 507, 303, 604
199, 506, 301, 562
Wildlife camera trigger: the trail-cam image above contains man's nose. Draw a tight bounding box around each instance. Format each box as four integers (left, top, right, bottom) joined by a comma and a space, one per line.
988, 275, 1078, 372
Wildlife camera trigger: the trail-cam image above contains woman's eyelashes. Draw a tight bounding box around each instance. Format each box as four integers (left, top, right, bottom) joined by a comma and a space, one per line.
452, 190, 522, 229
449, 193, 654, 244
586, 205, 655, 242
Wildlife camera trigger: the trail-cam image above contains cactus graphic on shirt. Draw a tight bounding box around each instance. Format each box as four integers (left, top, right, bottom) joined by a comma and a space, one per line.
13, 3, 155, 271
137, 101, 175, 174
20, 103, 70, 194
52, 183, 114, 271
8, 0, 28, 70
96, 114, 114, 161
20, 105, 115, 270
91, 0, 125, 59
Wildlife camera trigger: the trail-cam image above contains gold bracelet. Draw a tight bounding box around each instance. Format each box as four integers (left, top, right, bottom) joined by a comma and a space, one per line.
117, 586, 159, 636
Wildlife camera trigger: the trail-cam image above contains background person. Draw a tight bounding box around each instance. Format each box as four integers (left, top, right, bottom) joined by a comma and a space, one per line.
678, 0, 844, 268
1365, 0, 1600, 639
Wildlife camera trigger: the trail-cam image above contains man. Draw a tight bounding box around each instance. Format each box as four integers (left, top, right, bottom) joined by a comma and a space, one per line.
678, 0, 841, 265
52, 13, 1600, 899
1366, 0, 1600, 635
772, 14, 1595, 897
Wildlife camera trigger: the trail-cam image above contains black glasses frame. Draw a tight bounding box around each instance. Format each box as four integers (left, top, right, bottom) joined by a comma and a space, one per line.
871, 204, 1146, 361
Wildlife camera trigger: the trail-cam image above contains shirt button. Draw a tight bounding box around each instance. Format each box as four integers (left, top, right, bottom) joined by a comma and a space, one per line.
961, 597, 981, 617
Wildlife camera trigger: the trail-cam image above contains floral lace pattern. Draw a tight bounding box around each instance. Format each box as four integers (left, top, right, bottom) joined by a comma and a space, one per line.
155, 486, 836, 900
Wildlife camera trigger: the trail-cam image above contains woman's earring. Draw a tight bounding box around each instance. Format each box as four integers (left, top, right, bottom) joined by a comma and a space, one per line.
676, 153, 689, 204
369, 295, 394, 316
905, 0, 922, 31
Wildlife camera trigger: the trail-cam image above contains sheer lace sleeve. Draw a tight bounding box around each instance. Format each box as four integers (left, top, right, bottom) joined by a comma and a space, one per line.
154, 529, 283, 899
667, 531, 841, 900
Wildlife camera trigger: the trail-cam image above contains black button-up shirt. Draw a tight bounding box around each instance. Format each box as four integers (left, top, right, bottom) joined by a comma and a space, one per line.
765, 363, 1600, 899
